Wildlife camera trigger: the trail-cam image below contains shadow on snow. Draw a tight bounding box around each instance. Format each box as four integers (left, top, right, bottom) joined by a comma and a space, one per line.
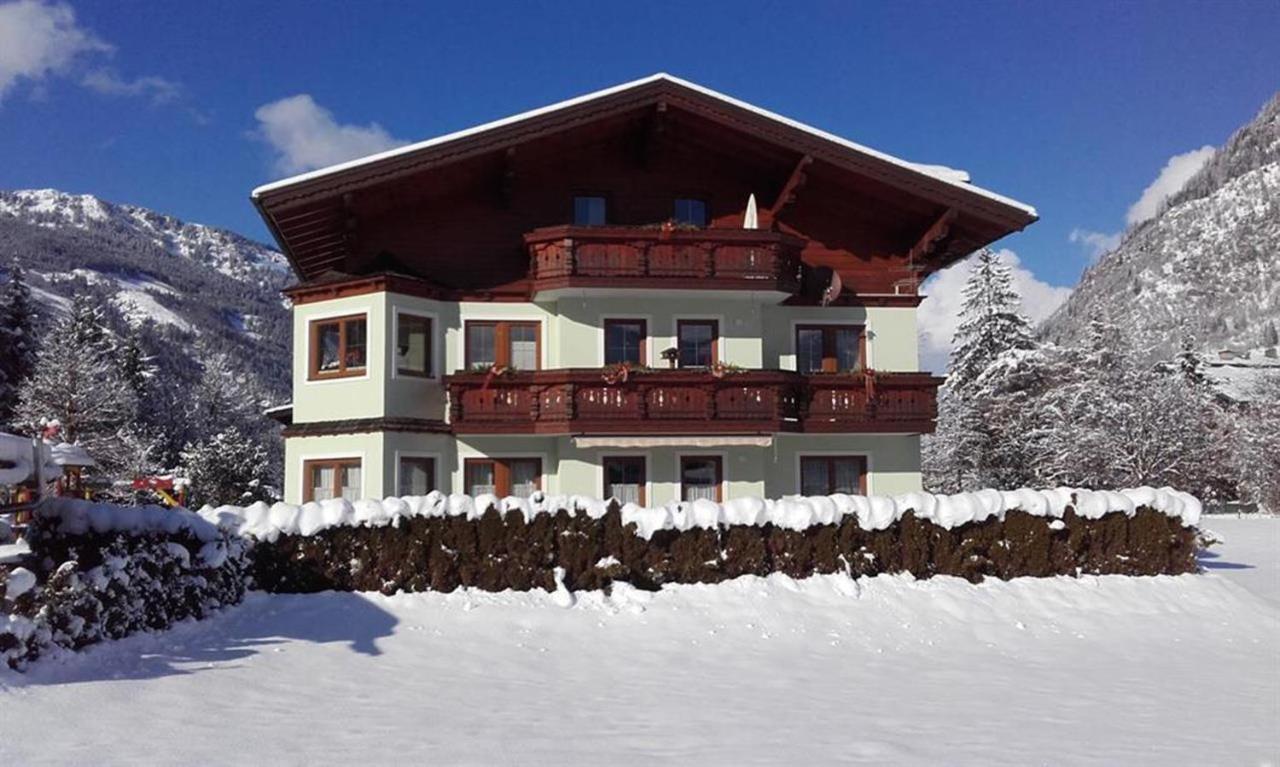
1198, 549, 1256, 571
6, 591, 398, 687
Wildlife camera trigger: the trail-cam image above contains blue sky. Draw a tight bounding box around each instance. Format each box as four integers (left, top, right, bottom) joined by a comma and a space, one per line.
1, 0, 1277, 363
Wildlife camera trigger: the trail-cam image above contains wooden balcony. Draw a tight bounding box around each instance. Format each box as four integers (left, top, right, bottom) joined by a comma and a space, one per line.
445, 369, 941, 435
525, 225, 805, 296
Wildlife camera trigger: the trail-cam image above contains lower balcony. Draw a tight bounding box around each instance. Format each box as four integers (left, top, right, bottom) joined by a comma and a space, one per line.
444, 369, 941, 435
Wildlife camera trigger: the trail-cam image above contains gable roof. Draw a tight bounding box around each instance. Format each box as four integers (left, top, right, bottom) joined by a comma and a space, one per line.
253, 73, 1034, 216
253, 74, 1038, 281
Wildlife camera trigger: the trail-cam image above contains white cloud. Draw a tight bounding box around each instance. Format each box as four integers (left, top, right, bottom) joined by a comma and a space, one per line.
1068, 227, 1121, 261
254, 94, 408, 175
1125, 145, 1215, 226
917, 248, 1073, 373
0, 0, 184, 108
0, 0, 109, 100
81, 68, 178, 104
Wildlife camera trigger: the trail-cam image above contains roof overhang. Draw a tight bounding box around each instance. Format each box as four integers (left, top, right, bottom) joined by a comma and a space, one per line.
252, 73, 1038, 280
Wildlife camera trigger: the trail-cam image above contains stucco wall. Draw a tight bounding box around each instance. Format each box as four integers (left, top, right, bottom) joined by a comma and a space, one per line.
285, 432, 920, 504
293, 291, 921, 425
554, 293, 767, 368
384, 295, 451, 421
765, 433, 922, 495
284, 432, 387, 504
762, 304, 918, 372
291, 294, 389, 423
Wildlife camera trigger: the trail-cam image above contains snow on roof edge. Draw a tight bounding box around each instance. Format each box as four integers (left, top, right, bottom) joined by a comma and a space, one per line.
250, 73, 1037, 219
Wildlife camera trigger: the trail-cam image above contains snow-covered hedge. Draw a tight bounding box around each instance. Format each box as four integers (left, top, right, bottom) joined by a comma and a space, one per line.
199, 486, 1202, 543
1, 499, 249, 670
213, 488, 1202, 594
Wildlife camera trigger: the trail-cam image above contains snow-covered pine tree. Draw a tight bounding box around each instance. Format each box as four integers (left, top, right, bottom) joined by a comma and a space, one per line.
1232, 376, 1280, 511
1262, 320, 1279, 348
188, 341, 266, 437
1050, 314, 1232, 495
116, 322, 156, 404
0, 263, 39, 428
946, 249, 1037, 393
179, 427, 277, 507
923, 249, 1038, 491
14, 294, 139, 479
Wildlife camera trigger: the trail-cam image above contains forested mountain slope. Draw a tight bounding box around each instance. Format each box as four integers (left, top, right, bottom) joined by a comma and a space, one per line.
1041, 94, 1280, 362
0, 189, 291, 396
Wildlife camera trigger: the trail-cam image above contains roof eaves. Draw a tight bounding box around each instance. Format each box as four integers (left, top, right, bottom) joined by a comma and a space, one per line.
251, 72, 1037, 221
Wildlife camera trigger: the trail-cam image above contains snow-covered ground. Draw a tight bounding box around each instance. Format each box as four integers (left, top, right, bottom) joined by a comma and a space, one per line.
2, 518, 1277, 766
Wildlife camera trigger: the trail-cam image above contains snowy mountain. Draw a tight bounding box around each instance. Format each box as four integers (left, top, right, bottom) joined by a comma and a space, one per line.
1041, 93, 1280, 363
0, 189, 292, 396
0, 189, 288, 284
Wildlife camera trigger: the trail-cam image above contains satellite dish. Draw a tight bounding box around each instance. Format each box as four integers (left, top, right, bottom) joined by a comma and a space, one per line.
820, 270, 843, 306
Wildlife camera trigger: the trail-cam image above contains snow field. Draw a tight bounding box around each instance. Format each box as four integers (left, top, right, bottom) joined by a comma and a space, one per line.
1, 517, 1274, 766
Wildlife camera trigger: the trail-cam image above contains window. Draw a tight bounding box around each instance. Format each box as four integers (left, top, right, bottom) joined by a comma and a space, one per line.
603, 456, 646, 505
604, 319, 646, 366
465, 457, 542, 498
680, 456, 722, 502
465, 321, 541, 370
397, 456, 436, 496
573, 195, 607, 226
795, 325, 865, 373
396, 313, 432, 377
799, 456, 867, 496
677, 320, 718, 368
673, 198, 708, 227
309, 315, 368, 379
303, 458, 362, 502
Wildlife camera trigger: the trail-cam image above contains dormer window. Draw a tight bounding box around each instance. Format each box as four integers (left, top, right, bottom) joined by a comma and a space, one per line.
673, 198, 707, 227
573, 195, 607, 226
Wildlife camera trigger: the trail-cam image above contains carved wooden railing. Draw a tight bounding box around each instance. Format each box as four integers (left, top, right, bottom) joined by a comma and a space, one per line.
524, 225, 805, 294
445, 369, 940, 435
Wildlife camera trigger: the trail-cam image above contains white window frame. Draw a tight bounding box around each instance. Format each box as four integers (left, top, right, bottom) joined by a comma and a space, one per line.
393, 449, 443, 496
390, 307, 440, 381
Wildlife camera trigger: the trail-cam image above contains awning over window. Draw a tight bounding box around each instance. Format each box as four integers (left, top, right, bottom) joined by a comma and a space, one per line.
572, 435, 772, 449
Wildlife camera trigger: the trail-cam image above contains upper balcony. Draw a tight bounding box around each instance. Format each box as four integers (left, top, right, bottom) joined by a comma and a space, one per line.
525, 225, 805, 298
445, 368, 941, 436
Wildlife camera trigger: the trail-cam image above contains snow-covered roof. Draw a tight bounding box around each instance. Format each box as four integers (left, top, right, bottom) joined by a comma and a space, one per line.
0, 433, 61, 485
251, 73, 1036, 218
47, 441, 94, 468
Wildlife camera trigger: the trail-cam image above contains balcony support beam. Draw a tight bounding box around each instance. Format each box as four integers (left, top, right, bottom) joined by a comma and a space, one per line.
907, 207, 958, 267
769, 154, 813, 218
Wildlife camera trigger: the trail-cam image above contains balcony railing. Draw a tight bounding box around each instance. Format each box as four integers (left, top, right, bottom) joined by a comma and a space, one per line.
524, 225, 805, 295
445, 368, 941, 435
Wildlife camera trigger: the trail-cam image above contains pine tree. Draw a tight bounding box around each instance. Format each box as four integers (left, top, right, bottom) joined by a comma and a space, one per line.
15, 294, 139, 480
946, 249, 1037, 394
0, 264, 39, 428
116, 323, 155, 404
1176, 334, 1208, 388
190, 345, 264, 436
924, 249, 1038, 491
179, 427, 277, 507
1263, 320, 1279, 348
